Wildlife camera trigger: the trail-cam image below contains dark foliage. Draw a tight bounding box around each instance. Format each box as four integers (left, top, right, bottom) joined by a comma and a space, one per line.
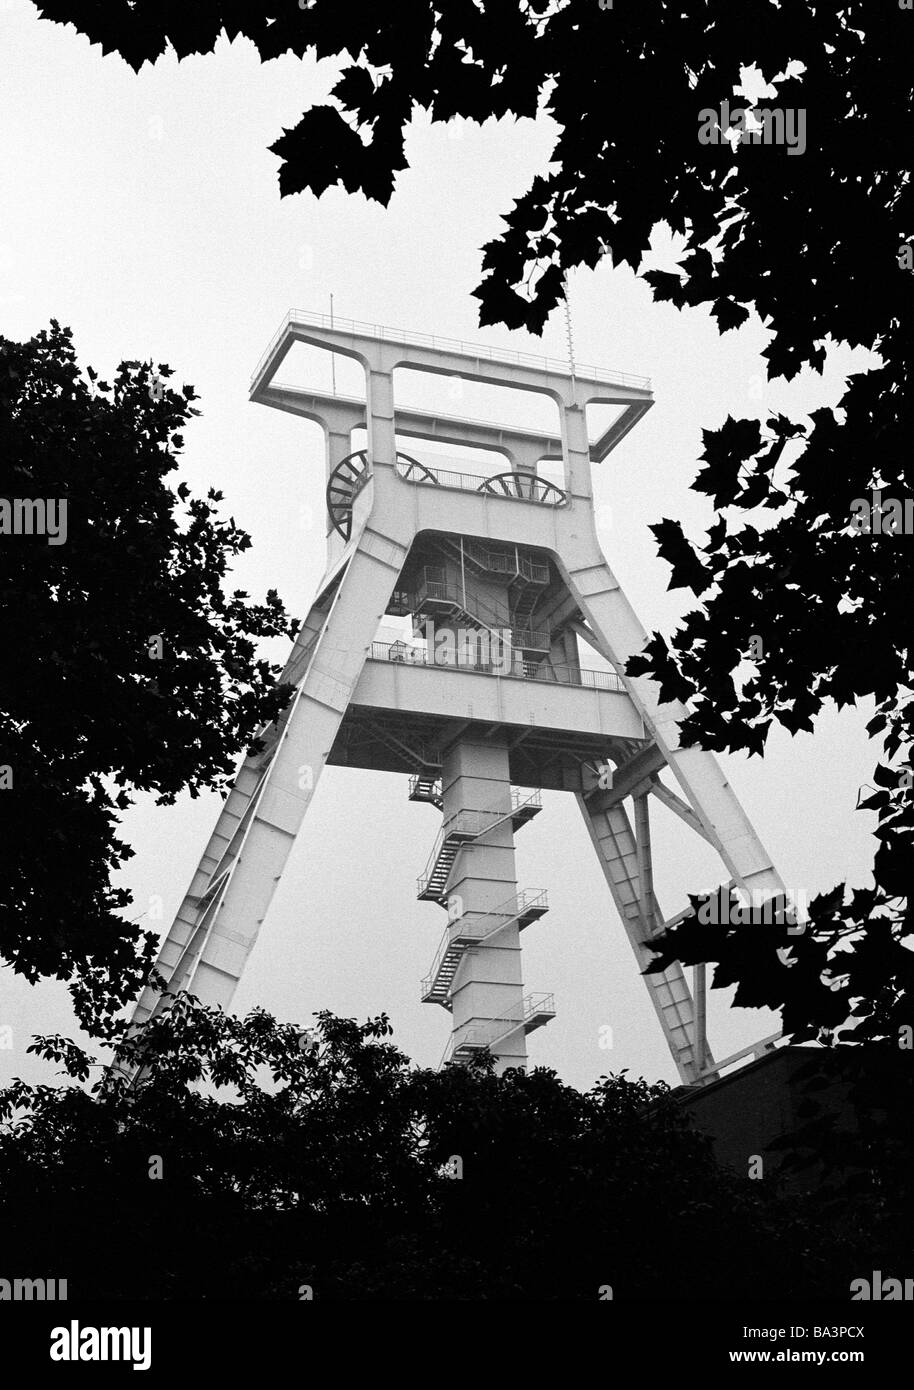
0, 324, 295, 1029
4, 1001, 904, 1300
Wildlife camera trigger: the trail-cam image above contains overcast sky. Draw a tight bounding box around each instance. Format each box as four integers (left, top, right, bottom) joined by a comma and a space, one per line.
0, 2, 881, 1091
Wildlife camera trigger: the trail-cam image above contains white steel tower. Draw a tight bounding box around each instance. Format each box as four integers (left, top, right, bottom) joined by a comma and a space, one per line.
130, 311, 785, 1083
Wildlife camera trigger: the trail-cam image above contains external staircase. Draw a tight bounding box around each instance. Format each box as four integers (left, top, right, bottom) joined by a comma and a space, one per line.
393, 565, 552, 658
421, 889, 549, 1007
408, 773, 443, 808
448, 993, 557, 1064
416, 789, 543, 902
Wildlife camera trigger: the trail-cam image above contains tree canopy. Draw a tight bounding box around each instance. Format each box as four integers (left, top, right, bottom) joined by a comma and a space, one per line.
3, 998, 900, 1300
0, 323, 294, 1029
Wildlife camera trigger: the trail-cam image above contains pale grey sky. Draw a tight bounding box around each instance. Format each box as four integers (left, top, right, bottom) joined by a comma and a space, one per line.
0, 3, 880, 1090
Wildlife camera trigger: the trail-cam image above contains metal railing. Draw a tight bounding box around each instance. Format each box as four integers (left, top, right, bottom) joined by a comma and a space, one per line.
411, 578, 551, 652
408, 772, 441, 801
417, 814, 476, 898
394, 458, 567, 505
368, 639, 624, 692
510, 788, 542, 816
421, 934, 460, 1001
423, 886, 550, 994
251, 308, 652, 392
416, 794, 542, 898
469, 546, 549, 585
453, 992, 557, 1052
435, 793, 542, 846
417, 810, 493, 898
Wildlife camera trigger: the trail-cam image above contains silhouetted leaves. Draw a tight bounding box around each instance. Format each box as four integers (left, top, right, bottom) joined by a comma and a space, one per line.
0, 999, 885, 1299
651, 519, 713, 595
0, 324, 295, 1029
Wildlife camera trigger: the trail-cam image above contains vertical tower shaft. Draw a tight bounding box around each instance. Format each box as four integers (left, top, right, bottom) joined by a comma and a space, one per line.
442, 734, 526, 1072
